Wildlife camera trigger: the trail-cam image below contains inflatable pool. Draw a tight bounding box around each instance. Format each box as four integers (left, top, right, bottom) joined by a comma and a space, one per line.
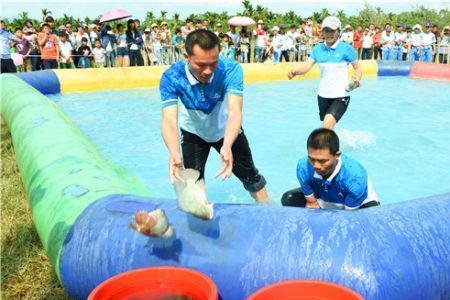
1, 61, 449, 300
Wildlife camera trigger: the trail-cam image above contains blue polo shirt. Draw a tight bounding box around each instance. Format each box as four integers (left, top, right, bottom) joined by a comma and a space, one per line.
309, 40, 357, 98
160, 56, 244, 142
296, 155, 379, 210
0, 29, 17, 59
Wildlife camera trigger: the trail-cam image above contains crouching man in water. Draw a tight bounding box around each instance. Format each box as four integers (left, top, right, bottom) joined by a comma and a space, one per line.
160, 29, 268, 202
282, 128, 379, 209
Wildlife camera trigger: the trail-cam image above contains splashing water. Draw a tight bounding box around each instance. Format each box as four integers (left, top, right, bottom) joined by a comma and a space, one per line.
337, 129, 377, 151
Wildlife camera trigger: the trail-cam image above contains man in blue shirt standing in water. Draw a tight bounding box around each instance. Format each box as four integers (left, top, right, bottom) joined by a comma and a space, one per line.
282, 128, 380, 209
288, 16, 362, 129
160, 29, 268, 202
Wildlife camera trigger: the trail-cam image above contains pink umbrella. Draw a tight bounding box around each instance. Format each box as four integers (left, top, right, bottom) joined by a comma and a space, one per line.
99, 8, 132, 23
228, 16, 256, 27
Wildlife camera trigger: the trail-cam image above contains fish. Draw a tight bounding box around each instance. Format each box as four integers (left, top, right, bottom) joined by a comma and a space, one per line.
129, 209, 174, 238
173, 169, 214, 220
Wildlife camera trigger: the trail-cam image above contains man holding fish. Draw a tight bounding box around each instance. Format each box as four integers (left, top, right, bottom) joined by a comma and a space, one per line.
160, 29, 269, 207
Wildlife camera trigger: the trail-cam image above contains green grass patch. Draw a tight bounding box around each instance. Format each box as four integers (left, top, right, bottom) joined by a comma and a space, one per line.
1, 118, 72, 299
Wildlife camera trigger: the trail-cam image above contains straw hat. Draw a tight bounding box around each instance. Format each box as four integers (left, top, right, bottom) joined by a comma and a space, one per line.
151, 23, 158, 28
257, 19, 264, 24
161, 21, 168, 26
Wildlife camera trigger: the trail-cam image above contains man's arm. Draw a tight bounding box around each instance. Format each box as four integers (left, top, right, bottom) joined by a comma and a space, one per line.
161, 105, 184, 183
288, 60, 315, 79
351, 60, 362, 88
216, 93, 242, 180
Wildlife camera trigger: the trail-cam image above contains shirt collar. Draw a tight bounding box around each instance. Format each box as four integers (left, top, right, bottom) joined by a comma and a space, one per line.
313, 157, 342, 183
185, 62, 214, 86
324, 39, 340, 49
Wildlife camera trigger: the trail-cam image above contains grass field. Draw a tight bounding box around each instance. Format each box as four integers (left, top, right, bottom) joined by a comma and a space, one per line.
1, 119, 72, 299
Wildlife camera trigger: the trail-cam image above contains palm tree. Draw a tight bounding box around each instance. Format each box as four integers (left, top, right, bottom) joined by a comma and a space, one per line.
173, 13, 180, 23
41, 8, 52, 21
241, 0, 254, 16
160, 11, 168, 20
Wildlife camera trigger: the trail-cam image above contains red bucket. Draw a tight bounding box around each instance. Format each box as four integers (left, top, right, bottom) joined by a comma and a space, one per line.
247, 280, 363, 300
88, 266, 218, 300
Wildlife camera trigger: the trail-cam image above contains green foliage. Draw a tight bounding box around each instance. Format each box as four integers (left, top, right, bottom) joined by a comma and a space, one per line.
2, 1, 450, 33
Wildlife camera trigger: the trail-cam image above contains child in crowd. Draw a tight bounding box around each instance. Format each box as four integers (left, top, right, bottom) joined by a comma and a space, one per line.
362, 28, 373, 60
14, 28, 31, 71
77, 37, 92, 68
219, 33, 229, 56
237, 31, 250, 63
92, 39, 106, 68
172, 28, 185, 62
38, 23, 59, 69
264, 34, 274, 62
227, 42, 236, 60
116, 24, 129, 67
59, 32, 75, 68
297, 30, 308, 61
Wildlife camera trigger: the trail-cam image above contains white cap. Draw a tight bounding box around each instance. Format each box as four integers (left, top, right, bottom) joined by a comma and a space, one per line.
412, 24, 422, 31
272, 26, 279, 32
322, 16, 341, 31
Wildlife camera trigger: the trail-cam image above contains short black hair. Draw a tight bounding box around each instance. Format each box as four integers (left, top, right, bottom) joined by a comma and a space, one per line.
185, 29, 220, 56
45, 15, 54, 22
81, 37, 88, 42
307, 128, 340, 155
15, 27, 22, 32
175, 28, 181, 34
186, 18, 193, 23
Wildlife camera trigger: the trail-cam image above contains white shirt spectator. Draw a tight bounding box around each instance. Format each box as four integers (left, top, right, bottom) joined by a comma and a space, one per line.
286, 30, 300, 50
59, 41, 73, 63
362, 34, 374, 48
410, 33, 423, 47
381, 31, 395, 49
92, 47, 106, 64
227, 31, 239, 46
422, 32, 436, 46
341, 31, 354, 44
273, 33, 287, 51
395, 32, 407, 44
253, 29, 267, 48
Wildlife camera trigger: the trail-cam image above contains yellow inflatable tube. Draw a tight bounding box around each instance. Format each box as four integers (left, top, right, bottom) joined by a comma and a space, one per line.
54, 60, 378, 94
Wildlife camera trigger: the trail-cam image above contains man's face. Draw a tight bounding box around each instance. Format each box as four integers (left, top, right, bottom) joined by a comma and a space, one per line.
42, 26, 50, 34
323, 27, 338, 44
185, 44, 219, 84
308, 148, 340, 178
426, 26, 432, 32
15, 30, 23, 38
0, 22, 5, 30
66, 24, 72, 32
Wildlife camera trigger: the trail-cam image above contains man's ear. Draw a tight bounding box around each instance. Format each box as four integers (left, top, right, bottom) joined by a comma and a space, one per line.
335, 151, 341, 159
183, 52, 189, 61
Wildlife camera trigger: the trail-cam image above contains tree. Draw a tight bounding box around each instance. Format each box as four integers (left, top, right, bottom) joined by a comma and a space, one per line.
41, 8, 52, 21
241, 0, 254, 16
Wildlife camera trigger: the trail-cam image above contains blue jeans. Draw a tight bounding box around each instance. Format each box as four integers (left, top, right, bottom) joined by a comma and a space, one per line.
30, 50, 41, 71
409, 47, 421, 61
105, 51, 115, 67
273, 50, 281, 63
421, 46, 433, 62
254, 46, 264, 63
362, 48, 372, 60
240, 51, 248, 63
129, 50, 144, 66
161, 47, 172, 65
78, 56, 91, 68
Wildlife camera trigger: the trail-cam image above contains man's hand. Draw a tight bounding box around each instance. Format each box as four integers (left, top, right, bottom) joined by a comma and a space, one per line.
306, 200, 320, 209
353, 78, 360, 88
169, 152, 184, 184
215, 146, 233, 180
288, 70, 298, 80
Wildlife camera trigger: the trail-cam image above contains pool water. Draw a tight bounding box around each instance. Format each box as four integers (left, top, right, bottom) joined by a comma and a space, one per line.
50, 77, 450, 205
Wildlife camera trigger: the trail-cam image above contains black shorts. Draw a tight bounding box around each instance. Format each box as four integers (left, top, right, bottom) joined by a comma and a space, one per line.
0, 58, 17, 73
318, 95, 350, 122
180, 128, 266, 193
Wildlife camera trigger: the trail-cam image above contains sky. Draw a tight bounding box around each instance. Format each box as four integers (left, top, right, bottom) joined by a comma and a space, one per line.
1, 0, 449, 21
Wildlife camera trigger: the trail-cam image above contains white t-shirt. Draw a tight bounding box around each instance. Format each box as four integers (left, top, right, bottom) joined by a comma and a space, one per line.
59, 41, 73, 63
381, 31, 395, 49
253, 29, 267, 47
422, 32, 436, 46
227, 31, 239, 45
362, 34, 374, 48
273, 33, 287, 51
341, 32, 354, 44
410, 33, 423, 47
286, 30, 300, 50
92, 47, 105, 63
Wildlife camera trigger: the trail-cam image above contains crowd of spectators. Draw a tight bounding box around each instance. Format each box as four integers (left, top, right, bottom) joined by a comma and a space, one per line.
1, 15, 449, 73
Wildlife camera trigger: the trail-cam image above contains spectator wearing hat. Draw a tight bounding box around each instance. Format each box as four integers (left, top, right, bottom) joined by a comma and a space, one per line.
341, 25, 353, 45
0, 20, 18, 73
126, 18, 144, 66
88, 23, 99, 45
38, 23, 59, 69
381, 24, 396, 60
150, 23, 163, 65
116, 23, 129, 67
410, 24, 423, 61
288, 16, 362, 129
160, 22, 172, 65
271, 26, 283, 63
393, 24, 406, 60
252, 20, 267, 63
143, 27, 154, 65
422, 22, 436, 62
437, 26, 450, 64
214, 23, 223, 36
361, 27, 373, 60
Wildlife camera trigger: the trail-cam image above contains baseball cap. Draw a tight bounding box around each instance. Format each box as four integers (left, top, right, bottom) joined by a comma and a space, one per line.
412, 24, 422, 31
144, 28, 151, 32
257, 20, 264, 24
272, 26, 279, 32
425, 22, 432, 27
322, 16, 341, 31
216, 23, 222, 27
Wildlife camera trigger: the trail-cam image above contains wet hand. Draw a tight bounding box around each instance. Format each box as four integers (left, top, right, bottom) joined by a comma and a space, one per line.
215, 146, 233, 180
169, 152, 184, 184
306, 200, 320, 209
288, 70, 297, 80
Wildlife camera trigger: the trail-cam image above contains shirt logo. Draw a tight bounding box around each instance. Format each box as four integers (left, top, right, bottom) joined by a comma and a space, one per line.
212, 93, 221, 99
